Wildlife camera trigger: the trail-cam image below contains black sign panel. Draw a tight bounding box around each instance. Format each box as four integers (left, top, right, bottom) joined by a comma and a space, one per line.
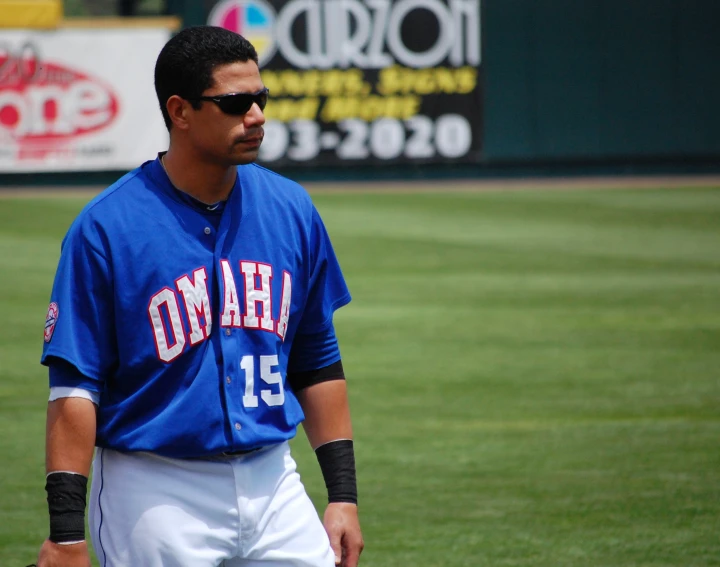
205, 0, 483, 166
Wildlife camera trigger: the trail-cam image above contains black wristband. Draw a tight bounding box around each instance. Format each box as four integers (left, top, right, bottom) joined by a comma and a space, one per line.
46, 472, 87, 543
315, 439, 358, 505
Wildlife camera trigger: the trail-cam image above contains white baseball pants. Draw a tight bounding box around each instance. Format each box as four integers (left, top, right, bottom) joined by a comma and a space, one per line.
88, 442, 335, 567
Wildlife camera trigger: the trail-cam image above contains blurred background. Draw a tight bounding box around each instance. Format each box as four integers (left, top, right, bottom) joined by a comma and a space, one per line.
1, 2, 719, 566
2, 0, 719, 180
64, 0, 167, 16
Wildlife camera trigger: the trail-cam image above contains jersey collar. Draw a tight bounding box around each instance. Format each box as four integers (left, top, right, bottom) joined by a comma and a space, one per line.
146, 153, 237, 215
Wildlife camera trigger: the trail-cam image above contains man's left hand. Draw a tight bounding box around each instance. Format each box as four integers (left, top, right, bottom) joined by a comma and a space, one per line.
323, 502, 364, 567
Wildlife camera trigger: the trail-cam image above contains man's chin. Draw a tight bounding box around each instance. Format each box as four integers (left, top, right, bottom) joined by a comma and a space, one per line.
230, 148, 260, 166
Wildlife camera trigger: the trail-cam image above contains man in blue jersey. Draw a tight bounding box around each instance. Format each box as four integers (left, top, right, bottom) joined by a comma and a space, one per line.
34, 26, 363, 567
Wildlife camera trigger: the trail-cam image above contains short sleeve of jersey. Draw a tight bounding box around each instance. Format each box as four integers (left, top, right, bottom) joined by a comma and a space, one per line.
297, 207, 351, 336
287, 323, 341, 374
48, 358, 103, 392
41, 217, 116, 384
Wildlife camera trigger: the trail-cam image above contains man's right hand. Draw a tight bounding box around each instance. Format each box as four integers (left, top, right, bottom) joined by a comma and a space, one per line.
36, 539, 92, 567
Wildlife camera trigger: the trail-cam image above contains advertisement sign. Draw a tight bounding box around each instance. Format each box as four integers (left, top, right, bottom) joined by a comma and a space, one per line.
0, 28, 170, 172
207, 0, 482, 167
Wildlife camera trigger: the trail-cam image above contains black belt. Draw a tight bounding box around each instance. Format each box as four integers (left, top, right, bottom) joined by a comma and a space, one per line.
185, 445, 268, 461
219, 447, 262, 457
196, 447, 264, 461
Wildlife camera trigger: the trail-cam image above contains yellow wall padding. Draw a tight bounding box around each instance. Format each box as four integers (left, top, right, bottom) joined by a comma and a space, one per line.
61, 16, 182, 30
0, 0, 63, 29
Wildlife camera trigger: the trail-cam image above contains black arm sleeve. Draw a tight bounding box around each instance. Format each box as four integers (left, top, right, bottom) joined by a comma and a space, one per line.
287, 360, 345, 392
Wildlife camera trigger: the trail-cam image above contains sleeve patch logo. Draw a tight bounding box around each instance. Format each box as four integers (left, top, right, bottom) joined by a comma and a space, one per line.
44, 302, 59, 343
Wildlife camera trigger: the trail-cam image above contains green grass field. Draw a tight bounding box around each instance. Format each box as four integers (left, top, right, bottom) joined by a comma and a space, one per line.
1, 184, 719, 566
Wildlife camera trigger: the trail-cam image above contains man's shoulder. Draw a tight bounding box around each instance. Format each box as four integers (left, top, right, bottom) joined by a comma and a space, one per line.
84, 164, 152, 213
239, 163, 311, 201
66, 163, 154, 239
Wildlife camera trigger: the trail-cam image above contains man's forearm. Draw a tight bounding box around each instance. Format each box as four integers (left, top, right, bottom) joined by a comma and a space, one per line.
297, 379, 353, 449
42, 397, 97, 550
298, 379, 358, 506
46, 397, 97, 475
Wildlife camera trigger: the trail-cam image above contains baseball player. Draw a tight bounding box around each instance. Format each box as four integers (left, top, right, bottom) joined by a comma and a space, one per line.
34, 26, 363, 567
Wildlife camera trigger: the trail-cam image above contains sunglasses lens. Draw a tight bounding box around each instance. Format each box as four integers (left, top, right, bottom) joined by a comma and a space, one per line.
218, 95, 253, 115
218, 90, 268, 115
255, 90, 268, 110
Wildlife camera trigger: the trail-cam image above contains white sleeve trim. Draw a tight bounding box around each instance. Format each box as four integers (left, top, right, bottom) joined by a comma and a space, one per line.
49, 387, 99, 405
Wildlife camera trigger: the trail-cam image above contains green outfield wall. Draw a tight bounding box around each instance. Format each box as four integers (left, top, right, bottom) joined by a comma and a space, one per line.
482, 0, 720, 162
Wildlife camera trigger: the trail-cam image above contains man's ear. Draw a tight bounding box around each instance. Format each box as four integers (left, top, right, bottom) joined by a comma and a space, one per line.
166, 95, 191, 130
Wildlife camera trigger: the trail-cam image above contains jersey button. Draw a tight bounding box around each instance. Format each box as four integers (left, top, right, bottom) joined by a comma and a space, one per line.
225, 328, 231, 336
204, 227, 211, 235
226, 376, 231, 384
235, 423, 242, 431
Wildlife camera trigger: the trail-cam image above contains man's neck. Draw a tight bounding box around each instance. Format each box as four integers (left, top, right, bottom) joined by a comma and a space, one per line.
161, 149, 236, 204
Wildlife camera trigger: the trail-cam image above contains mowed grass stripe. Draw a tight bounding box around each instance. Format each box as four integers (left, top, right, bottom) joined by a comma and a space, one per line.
0, 186, 718, 566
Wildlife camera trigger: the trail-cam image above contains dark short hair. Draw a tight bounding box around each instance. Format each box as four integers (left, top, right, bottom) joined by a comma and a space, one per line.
154, 26, 259, 130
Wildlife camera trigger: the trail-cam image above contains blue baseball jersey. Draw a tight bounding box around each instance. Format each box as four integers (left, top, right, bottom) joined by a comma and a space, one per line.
41, 157, 351, 458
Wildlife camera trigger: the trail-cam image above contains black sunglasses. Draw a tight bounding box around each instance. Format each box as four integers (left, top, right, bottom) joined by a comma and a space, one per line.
189, 87, 269, 115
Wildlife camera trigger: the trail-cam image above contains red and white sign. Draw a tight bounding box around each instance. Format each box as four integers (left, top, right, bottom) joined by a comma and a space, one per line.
0, 28, 170, 172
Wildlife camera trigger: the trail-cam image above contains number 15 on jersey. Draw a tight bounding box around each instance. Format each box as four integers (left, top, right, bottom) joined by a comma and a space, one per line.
240, 354, 285, 408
